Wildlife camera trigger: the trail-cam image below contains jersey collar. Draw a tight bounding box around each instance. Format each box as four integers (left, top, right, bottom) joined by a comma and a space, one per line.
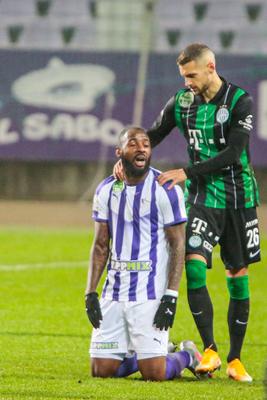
208, 76, 228, 104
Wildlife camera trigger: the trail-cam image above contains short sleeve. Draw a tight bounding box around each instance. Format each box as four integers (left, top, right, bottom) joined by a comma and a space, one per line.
159, 184, 187, 226
92, 177, 114, 222
92, 193, 108, 222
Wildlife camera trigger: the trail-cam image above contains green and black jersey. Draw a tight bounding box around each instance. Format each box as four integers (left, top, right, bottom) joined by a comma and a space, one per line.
147, 78, 259, 209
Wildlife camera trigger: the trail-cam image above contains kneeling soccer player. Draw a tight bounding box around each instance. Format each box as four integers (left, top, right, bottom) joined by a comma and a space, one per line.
84, 126, 201, 380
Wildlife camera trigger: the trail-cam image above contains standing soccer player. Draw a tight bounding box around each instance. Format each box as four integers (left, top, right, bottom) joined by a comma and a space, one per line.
149, 43, 260, 382
85, 126, 202, 381
113, 43, 261, 382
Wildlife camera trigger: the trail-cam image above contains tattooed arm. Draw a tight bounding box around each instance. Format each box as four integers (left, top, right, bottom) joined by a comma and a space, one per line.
153, 222, 186, 330
165, 223, 186, 291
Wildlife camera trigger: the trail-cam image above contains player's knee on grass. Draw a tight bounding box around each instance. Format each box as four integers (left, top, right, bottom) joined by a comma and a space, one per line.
186, 259, 207, 290
138, 356, 166, 381
91, 358, 122, 378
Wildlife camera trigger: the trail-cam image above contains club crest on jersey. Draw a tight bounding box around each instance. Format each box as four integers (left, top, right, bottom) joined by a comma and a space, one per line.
112, 180, 124, 193
179, 91, 194, 108
216, 106, 229, 124
188, 235, 202, 248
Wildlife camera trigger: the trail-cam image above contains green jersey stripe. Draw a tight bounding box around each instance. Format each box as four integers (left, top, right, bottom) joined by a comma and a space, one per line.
174, 80, 259, 209
229, 88, 246, 112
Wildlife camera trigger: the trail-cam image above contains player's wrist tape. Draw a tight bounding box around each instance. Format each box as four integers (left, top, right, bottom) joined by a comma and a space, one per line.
165, 289, 178, 298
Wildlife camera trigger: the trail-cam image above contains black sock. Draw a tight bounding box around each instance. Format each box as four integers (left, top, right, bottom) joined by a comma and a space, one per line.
227, 298, 249, 363
187, 286, 217, 351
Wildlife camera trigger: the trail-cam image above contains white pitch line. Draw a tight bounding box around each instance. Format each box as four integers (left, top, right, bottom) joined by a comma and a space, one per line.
1, 251, 265, 272
0, 260, 88, 271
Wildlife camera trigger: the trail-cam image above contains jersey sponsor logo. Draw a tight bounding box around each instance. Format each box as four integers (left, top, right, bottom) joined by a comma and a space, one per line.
216, 106, 229, 124
238, 114, 253, 131
191, 217, 208, 234
178, 91, 194, 107
91, 341, 119, 350
203, 240, 213, 252
110, 259, 152, 272
188, 129, 203, 151
112, 180, 124, 193
188, 235, 202, 248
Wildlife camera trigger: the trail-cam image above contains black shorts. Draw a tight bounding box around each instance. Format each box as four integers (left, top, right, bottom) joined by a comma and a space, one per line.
186, 205, 261, 270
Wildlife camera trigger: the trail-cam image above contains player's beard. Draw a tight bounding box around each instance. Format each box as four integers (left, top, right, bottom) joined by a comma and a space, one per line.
199, 83, 210, 96
121, 155, 151, 178
190, 82, 209, 96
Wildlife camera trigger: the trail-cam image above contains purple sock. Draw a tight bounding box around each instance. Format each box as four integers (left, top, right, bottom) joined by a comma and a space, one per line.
114, 354, 138, 377
165, 351, 191, 380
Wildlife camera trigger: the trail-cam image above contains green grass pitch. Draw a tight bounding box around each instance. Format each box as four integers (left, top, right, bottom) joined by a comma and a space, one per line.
0, 227, 266, 400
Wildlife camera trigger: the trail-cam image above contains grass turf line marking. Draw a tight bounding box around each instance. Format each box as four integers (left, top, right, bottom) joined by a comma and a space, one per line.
1, 250, 265, 272
0, 260, 87, 271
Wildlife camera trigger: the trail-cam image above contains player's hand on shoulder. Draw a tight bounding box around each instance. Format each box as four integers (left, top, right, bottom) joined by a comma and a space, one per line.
157, 169, 187, 189
85, 292, 103, 328
153, 294, 177, 331
113, 159, 125, 181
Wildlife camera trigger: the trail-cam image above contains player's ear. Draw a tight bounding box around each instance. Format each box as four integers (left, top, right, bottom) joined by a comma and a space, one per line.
207, 61, 215, 72
115, 147, 121, 158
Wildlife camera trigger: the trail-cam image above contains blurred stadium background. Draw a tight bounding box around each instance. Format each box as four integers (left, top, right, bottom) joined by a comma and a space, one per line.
0, 0, 267, 227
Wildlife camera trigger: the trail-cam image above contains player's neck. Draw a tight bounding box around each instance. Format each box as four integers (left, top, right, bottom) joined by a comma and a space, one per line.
124, 171, 149, 186
203, 74, 222, 103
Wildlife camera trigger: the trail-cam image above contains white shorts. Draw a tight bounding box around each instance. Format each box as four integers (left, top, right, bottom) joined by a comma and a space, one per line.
90, 298, 169, 360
